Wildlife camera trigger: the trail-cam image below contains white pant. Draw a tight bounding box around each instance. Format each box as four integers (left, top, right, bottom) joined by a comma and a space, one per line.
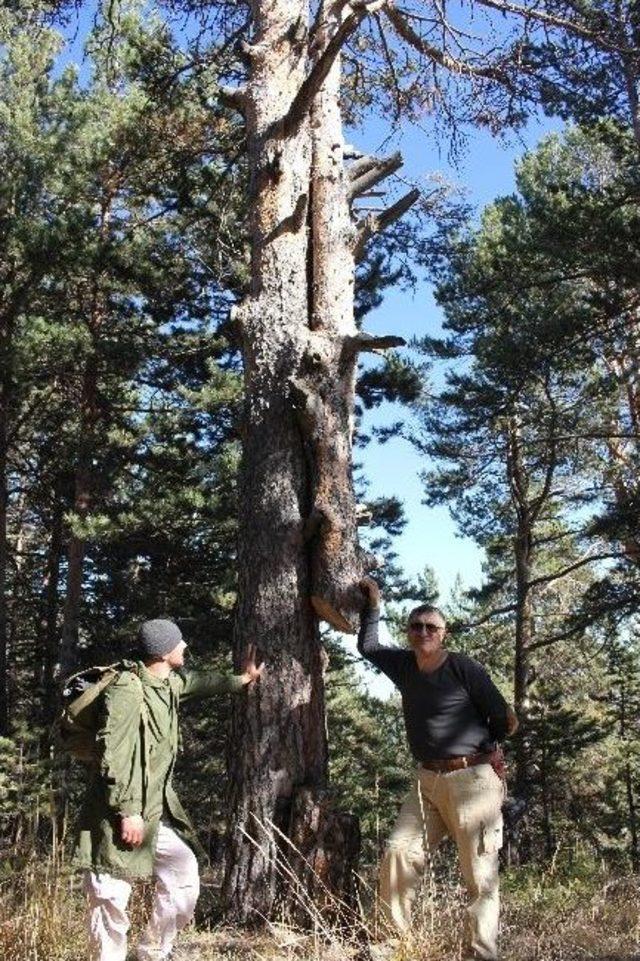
84, 822, 200, 961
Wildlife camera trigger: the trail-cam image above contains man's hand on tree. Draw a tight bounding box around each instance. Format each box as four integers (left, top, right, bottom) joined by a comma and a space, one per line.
120, 814, 144, 847
359, 576, 381, 609
240, 643, 265, 685
506, 706, 519, 735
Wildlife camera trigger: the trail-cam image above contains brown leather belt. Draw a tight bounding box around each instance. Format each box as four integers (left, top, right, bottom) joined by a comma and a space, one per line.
421, 752, 493, 772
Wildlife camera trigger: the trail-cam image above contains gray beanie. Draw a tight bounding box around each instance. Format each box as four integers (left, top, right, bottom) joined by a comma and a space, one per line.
138, 619, 183, 659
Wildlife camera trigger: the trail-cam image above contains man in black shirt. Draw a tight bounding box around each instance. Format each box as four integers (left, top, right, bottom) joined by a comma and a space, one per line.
358, 578, 517, 961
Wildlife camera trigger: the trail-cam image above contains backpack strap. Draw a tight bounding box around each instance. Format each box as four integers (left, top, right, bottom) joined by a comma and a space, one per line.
61, 662, 119, 693
64, 667, 119, 715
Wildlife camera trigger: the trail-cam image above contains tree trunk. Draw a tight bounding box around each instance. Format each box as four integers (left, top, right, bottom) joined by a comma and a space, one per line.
540, 736, 554, 860
223, 0, 370, 921
613, 0, 640, 149
305, 2, 365, 632
603, 326, 640, 563
288, 787, 360, 924
223, 0, 326, 922
0, 379, 9, 736
624, 759, 639, 871
513, 520, 533, 797
58, 354, 98, 677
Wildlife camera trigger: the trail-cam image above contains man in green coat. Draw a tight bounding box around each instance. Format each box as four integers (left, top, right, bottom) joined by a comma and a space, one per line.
74, 618, 263, 961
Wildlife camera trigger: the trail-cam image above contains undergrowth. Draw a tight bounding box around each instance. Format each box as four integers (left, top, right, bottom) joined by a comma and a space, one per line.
1, 836, 638, 961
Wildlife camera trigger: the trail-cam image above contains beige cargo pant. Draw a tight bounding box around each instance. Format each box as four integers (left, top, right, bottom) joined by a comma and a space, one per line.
379, 763, 505, 960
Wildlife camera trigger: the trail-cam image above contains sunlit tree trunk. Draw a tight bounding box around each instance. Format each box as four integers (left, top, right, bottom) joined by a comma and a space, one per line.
223, 0, 405, 920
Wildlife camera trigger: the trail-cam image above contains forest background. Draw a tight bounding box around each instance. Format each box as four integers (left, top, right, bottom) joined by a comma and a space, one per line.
1, 1, 640, 959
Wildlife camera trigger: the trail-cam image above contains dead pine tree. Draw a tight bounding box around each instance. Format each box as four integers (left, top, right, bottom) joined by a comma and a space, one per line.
221, 0, 417, 923
219, 0, 538, 921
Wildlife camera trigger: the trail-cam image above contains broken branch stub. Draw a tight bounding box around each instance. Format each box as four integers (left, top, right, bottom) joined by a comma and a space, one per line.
348, 150, 403, 199
354, 187, 420, 261
346, 331, 406, 354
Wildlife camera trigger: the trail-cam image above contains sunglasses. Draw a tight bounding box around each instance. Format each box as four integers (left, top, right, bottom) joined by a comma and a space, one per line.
408, 622, 444, 633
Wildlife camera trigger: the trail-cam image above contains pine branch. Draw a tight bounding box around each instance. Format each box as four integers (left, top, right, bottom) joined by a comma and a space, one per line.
527, 552, 623, 590
527, 623, 584, 651
348, 154, 382, 180
473, 0, 636, 53
456, 602, 519, 629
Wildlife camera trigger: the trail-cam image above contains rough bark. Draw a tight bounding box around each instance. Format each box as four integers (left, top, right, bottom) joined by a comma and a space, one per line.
223, 0, 324, 922
305, 1, 367, 633
288, 786, 360, 923
223, 0, 416, 921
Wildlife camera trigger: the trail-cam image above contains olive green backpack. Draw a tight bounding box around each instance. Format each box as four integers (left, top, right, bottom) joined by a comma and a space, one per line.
58, 663, 145, 763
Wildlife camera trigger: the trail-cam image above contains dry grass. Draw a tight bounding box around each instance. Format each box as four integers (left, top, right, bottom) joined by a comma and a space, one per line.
1, 840, 639, 961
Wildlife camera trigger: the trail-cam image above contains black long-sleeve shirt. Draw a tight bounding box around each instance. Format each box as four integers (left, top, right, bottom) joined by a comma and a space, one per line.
358, 606, 509, 761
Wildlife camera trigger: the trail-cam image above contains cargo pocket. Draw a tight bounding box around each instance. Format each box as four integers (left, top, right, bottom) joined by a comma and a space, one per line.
479, 818, 503, 855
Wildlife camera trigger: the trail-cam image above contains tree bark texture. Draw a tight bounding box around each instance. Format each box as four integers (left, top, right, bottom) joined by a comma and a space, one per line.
305, 3, 366, 632
287, 786, 360, 924
224, 0, 384, 921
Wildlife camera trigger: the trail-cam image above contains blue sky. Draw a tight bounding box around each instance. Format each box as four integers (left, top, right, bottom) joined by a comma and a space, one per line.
353, 113, 560, 605
343, 113, 562, 696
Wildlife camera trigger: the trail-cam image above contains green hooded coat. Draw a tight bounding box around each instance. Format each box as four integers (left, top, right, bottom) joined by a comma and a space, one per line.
73, 661, 245, 879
